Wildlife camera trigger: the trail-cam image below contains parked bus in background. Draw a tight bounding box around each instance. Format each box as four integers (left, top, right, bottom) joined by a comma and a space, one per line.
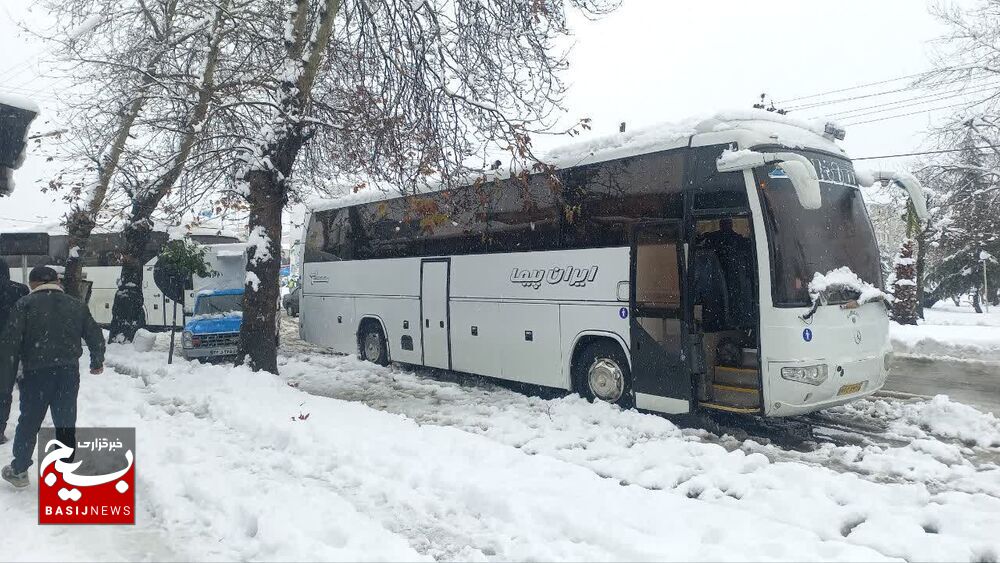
298, 110, 927, 417
0, 228, 241, 329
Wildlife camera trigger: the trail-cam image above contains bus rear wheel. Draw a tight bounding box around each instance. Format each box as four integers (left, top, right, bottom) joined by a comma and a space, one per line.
359, 322, 389, 366
574, 340, 633, 409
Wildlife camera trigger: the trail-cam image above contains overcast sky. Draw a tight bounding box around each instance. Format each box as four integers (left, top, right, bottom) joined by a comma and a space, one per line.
0, 0, 976, 231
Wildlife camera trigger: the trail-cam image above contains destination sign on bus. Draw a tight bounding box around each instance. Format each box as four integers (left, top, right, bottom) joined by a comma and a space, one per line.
807, 155, 857, 187
769, 155, 857, 188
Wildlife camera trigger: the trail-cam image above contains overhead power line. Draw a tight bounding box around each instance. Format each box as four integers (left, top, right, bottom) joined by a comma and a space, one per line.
853, 144, 1000, 161
776, 67, 966, 105
820, 81, 1000, 119
842, 99, 986, 126
785, 74, 998, 113
825, 85, 1000, 122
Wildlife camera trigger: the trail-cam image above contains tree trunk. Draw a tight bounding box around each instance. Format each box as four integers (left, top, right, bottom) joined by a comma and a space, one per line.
239, 170, 286, 374
236, 0, 338, 374
972, 290, 983, 313
62, 210, 98, 298
990, 285, 999, 307
952, 295, 962, 307
108, 200, 159, 342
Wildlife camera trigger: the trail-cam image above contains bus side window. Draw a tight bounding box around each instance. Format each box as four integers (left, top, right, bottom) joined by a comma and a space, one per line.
486, 175, 560, 253
560, 151, 684, 249
690, 145, 749, 209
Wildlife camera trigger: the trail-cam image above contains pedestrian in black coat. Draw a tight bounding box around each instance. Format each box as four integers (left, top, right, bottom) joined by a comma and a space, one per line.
0, 258, 29, 444
0, 266, 105, 488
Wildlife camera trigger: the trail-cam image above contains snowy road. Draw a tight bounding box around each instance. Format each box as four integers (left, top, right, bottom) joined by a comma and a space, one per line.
2, 321, 999, 561
885, 356, 1000, 416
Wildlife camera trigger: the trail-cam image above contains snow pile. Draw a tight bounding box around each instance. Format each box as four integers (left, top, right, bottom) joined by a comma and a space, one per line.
5, 327, 1000, 561
890, 304, 1000, 361
836, 395, 1000, 449
891, 324, 1000, 362
809, 266, 891, 305
543, 109, 847, 169
896, 395, 1000, 448
276, 346, 1000, 562
132, 329, 156, 352
715, 148, 758, 169
0, 347, 890, 562
700, 110, 846, 155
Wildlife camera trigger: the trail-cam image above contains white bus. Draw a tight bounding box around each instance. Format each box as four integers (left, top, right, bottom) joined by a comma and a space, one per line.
2, 229, 242, 328
299, 111, 926, 417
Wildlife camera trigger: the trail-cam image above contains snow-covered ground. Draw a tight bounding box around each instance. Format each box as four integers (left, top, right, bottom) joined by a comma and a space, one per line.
2, 325, 1000, 562
890, 303, 1000, 362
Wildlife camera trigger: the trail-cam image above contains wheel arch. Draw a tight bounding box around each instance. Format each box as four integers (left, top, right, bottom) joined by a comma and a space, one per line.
564, 330, 631, 390
357, 314, 391, 362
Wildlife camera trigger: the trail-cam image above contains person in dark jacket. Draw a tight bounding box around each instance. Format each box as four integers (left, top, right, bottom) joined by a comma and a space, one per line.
0, 266, 105, 488
0, 258, 29, 444
702, 218, 757, 329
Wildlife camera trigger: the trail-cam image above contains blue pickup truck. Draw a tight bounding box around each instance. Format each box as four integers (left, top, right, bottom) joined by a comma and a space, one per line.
181, 288, 244, 361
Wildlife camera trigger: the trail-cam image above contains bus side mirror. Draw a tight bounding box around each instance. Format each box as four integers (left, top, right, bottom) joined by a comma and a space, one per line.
717, 150, 821, 210
774, 159, 822, 210
857, 169, 929, 222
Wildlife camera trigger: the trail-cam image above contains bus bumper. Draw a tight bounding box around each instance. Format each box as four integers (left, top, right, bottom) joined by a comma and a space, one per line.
762, 351, 891, 417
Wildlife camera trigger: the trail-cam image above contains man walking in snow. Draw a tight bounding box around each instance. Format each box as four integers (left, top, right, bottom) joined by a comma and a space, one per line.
0, 266, 105, 488
0, 258, 29, 444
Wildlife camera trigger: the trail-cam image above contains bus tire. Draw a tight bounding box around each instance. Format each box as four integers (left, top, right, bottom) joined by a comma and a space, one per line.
359, 321, 389, 366
573, 339, 633, 409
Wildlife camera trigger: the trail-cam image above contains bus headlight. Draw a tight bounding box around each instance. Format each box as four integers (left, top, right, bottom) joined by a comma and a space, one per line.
182, 331, 193, 349
781, 364, 828, 386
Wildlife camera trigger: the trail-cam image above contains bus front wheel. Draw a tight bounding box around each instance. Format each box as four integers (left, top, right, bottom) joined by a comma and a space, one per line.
573, 340, 633, 409
359, 322, 389, 366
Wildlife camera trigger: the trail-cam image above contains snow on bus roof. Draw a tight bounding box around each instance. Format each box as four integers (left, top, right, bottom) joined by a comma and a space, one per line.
0, 92, 41, 114
544, 117, 700, 167
2, 220, 243, 241
308, 109, 847, 213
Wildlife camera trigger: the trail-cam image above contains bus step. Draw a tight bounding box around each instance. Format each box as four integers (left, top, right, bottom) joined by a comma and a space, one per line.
698, 401, 760, 414
713, 366, 759, 388
710, 384, 761, 409
741, 348, 759, 368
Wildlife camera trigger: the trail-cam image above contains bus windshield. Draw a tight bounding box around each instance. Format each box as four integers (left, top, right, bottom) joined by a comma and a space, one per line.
755, 152, 882, 307
195, 293, 243, 315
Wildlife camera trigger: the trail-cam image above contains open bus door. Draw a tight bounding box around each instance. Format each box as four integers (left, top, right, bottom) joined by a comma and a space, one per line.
630, 221, 691, 414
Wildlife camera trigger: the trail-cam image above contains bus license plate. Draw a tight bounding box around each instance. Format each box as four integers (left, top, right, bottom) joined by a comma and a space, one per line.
837, 382, 865, 396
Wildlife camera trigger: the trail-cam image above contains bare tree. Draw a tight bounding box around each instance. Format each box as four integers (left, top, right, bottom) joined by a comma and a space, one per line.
229, 0, 618, 373
107, 0, 237, 342
38, 0, 208, 297
37, 0, 271, 339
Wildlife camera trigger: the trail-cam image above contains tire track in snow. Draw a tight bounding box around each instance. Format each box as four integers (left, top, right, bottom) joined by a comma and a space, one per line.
112, 357, 748, 561
277, 337, 1000, 562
